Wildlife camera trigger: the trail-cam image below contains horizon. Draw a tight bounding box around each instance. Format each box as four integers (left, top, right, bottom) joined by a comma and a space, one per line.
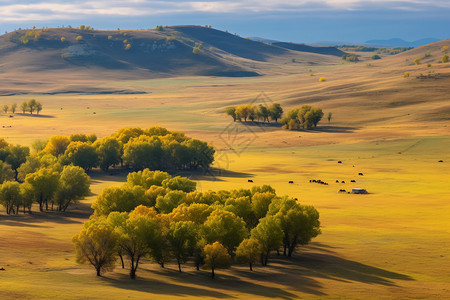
0, 1, 448, 44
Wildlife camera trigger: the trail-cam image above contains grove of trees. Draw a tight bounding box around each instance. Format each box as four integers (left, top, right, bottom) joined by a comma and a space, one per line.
281, 105, 324, 130
73, 172, 321, 279
226, 103, 283, 123
0, 127, 215, 214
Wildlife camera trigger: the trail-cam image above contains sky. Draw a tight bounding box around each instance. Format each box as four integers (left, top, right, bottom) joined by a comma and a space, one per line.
0, 0, 448, 43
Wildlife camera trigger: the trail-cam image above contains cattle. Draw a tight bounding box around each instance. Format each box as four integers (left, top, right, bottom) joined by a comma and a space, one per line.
294, 198, 298, 200
9, 115, 13, 118
351, 180, 356, 183
336, 180, 339, 183
93, 112, 96, 114
289, 181, 294, 184
338, 189, 346, 193
358, 173, 364, 176
341, 181, 345, 183
338, 161, 342, 164
248, 179, 253, 183
438, 160, 444, 162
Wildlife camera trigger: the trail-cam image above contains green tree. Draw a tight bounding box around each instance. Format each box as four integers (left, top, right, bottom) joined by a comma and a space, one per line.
251, 192, 276, 224
443, 54, 449, 63
11, 103, 17, 114
268, 103, 283, 122
3, 105, 8, 114
225, 107, 237, 122
155, 190, 187, 214
414, 58, 421, 65
25, 168, 60, 211
5, 145, 30, 180
167, 221, 199, 272
64, 142, 99, 172
36, 102, 43, 115
73, 221, 118, 276
203, 242, 231, 279
0, 161, 15, 184
236, 238, 263, 270
0, 181, 22, 214
127, 169, 171, 189
92, 184, 148, 216
20, 102, 28, 114
202, 209, 248, 253
162, 176, 196, 193
250, 215, 283, 265
28, 99, 37, 114
123, 135, 164, 170
94, 137, 122, 171
258, 105, 270, 122
327, 112, 333, 125
55, 165, 90, 211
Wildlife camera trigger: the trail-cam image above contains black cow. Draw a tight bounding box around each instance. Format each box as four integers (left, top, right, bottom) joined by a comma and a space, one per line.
289, 181, 294, 184
248, 179, 253, 183
358, 173, 364, 176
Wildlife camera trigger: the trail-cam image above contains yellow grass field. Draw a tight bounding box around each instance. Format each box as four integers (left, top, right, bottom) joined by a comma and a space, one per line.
0, 40, 450, 299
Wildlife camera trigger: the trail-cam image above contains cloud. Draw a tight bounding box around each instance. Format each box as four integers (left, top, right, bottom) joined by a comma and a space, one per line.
0, 0, 448, 22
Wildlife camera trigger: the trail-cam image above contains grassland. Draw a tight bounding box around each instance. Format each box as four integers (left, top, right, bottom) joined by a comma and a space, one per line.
0, 38, 450, 299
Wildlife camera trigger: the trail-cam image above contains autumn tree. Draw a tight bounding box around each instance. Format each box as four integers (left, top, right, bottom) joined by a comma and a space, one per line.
64, 142, 99, 172
268, 103, 283, 122
92, 184, 148, 216
73, 220, 118, 276
327, 112, 333, 125
443, 54, 449, 63
43, 135, 70, 156
225, 107, 237, 122
3, 105, 8, 114
94, 137, 122, 171
20, 102, 28, 114
28, 99, 37, 114
25, 168, 60, 211
203, 242, 231, 279
5, 144, 30, 180
0, 181, 22, 214
11, 103, 17, 114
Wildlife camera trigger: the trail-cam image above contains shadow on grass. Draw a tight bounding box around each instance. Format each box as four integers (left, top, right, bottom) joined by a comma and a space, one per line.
0, 201, 92, 226
174, 168, 253, 182
16, 113, 55, 118
305, 126, 358, 133
267, 251, 414, 287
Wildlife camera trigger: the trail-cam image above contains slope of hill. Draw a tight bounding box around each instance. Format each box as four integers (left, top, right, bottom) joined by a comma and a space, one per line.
365, 38, 439, 47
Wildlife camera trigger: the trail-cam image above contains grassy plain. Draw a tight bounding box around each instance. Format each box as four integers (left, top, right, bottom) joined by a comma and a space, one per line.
0, 40, 450, 299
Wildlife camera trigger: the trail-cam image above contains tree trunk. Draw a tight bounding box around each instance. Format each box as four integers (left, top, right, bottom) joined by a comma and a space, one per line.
119, 253, 124, 269
211, 267, 215, 279
264, 250, 270, 266
96, 268, 101, 276
288, 236, 298, 257
178, 260, 182, 272
249, 262, 253, 271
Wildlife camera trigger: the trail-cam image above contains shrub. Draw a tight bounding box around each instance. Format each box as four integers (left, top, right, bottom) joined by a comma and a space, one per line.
123, 39, 128, 44
404, 72, 410, 78
371, 54, 381, 60
125, 44, 131, 51
442, 54, 449, 63
442, 46, 448, 52
319, 77, 326, 82
166, 36, 175, 42
61, 37, 66, 43
192, 47, 201, 54
156, 25, 164, 31
108, 36, 112, 40
413, 58, 421, 65
76, 36, 83, 41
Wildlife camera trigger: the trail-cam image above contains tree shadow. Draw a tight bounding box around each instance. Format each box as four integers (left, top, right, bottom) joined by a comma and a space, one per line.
16, 113, 55, 118
305, 126, 358, 133
174, 168, 253, 182
264, 251, 414, 288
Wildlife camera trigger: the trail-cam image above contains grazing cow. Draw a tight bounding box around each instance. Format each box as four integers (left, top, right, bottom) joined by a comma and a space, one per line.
289, 181, 294, 184
338, 161, 342, 164
336, 180, 339, 183
248, 179, 253, 183
294, 198, 298, 200
338, 189, 346, 193
351, 180, 356, 183
358, 173, 364, 176
438, 160, 444, 162
341, 181, 345, 183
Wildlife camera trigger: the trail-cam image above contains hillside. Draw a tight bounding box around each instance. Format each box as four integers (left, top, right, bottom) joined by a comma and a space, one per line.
272, 42, 345, 56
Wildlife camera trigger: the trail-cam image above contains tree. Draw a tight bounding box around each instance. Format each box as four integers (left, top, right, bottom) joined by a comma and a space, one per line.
127, 169, 171, 189
162, 176, 196, 193
225, 107, 237, 122
28, 99, 37, 114
3, 105, 8, 114
327, 112, 333, 125
43, 135, 71, 156
258, 105, 270, 122
202, 209, 248, 253
414, 58, 421, 65
371, 54, 381, 60
36, 102, 42, 115
167, 221, 199, 272
61, 37, 66, 43
203, 242, 231, 279
73, 221, 118, 276
25, 168, 60, 211
251, 192, 276, 225
443, 54, 449, 63
268, 103, 283, 122
250, 215, 283, 265
55, 165, 90, 211
5, 145, 30, 180
64, 142, 99, 172
268, 198, 321, 257
0, 181, 22, 214
76, 35, 83, 41
236, 238, 263, 271
95, 137, 122, 171
0, 161, 15, 184
155, 190, 187, 214
123, 135, 164, 170
20, 102, 28, 114
92, 184, 148, 216
11, 103, 17, 114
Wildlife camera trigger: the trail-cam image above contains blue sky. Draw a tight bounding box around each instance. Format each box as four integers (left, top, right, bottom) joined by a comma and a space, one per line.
0, 0, 448, 43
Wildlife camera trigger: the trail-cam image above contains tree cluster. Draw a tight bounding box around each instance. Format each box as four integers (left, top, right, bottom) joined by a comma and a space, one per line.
74, 173, 321, 279
20, 99, 43, 115
281, 105, 324, 130
225, 103, 283, 123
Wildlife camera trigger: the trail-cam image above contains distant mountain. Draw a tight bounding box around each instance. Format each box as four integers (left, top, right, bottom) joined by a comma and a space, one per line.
249, 37, 280, 44
365, 38, 440, 47
272, 42, 345, 57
